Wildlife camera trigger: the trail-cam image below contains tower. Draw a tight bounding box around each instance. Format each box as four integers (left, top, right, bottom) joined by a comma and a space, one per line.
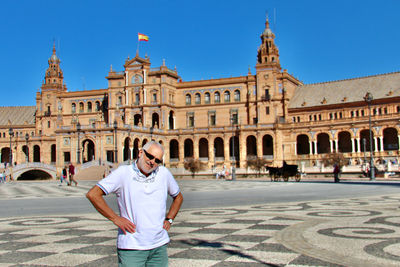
256, 18, 281, 70
41, 44, 67, 92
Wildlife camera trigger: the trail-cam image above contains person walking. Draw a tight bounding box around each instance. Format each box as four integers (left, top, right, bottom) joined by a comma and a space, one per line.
333, 163, 340, 183
59, 166, 69, 186
86, 141, 183, 267
68, 163, 78, 186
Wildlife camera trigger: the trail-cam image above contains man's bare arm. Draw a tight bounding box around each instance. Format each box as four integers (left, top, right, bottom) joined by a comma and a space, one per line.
163, 192, 183, 231
86, 185, 136, 234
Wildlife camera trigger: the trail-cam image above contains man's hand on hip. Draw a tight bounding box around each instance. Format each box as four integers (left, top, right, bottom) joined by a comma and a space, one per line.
112, 217, 136, 234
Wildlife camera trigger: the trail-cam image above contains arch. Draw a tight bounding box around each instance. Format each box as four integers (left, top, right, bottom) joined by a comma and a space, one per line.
95, 101, 101, 111
360, 129, 374, 152
383, 127, 398, 150
199, 138, 209, 158
184, 139, 194, 158
204, 92, 210, 104
1, 147, 11, 163
317, 133, 330, 154
123, 137, 131, 161
168, 111, 174, 130
214, 137, 224, 159
185, 94, 191, 105
246, 135, 257, 157
82, 139, 95, 162
234, 90, 240, 102
297, 134, 310, 155
33, 145, 41, 162
133, 138, 140, 159
214, 92, 220, 103
169, 139, 179, 160
142, 139, 148, 148
18, 170, 52, 180
152, 113, 160, 128
51, 144, 56, 163
195, 93, 201, 104
134, 114, 142, 126
224, 91, 231, 102
22, 145, 29, 162
338, 131, 352, 153
262, 134, 273, 155
87, 102, 92, 112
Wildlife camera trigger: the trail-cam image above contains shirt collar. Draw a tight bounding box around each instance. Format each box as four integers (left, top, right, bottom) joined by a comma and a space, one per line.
132, 160, 159, 183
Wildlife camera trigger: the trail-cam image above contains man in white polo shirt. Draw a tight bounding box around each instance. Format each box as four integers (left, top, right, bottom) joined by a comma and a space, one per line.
86, 141, 183, 266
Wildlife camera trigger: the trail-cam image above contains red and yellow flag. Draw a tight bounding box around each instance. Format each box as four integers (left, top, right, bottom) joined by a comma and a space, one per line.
138, 33, 149, 42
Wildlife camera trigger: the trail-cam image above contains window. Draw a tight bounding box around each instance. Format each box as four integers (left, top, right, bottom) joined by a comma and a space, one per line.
95, 101, 101, 111
209, 111, 216, 126
234, 90, 240, 102
118, 96, 122, 106
361, 110, 365, 116
214, 92, 220, 103
351, 111, 354, 117
72, 103, 76, 113
266, 107, 270, 115
87, 102, 92, 112
231, 113, 238, 124
48, 121, 51, 128
224, 91, 230, 102
152, 93, 157, 103
185, 94, 191, 105
297, 116, 301, 122
319, 114, 322, 120
329, 113, 333, 119
309, 115, 313, 121
195, 93, 201, 104
356, 110, 359, 117
187, 112, 194, 127
135, 93, 140, 105
205, 92, 210, 104
79, 102, 84, 113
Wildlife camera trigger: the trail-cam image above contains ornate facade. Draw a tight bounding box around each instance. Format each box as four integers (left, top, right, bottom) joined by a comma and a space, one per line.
1, 18, 399, 179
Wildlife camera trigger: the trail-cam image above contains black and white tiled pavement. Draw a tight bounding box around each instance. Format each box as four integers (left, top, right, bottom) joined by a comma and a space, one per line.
1, 181, 400, 266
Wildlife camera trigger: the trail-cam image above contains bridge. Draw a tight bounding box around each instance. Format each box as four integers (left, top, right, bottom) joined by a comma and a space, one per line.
2, 160, 118, 180
4, 162, 57, 180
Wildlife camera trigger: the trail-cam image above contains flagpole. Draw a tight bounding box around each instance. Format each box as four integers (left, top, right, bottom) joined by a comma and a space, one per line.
136, 33, 140, 56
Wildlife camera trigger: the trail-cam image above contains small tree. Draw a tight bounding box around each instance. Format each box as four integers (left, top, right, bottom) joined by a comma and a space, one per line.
322, 152, 348, 169
246, 157, 268, 177
184, 158, 205, 178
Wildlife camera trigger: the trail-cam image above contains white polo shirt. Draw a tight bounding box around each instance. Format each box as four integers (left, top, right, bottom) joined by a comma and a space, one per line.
97, 163, 180, 250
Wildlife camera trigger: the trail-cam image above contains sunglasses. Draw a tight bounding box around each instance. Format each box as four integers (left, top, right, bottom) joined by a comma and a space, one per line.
143, 149, 163, 164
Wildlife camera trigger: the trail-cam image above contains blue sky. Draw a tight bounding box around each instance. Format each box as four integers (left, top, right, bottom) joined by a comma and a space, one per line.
1, 0, 399, 106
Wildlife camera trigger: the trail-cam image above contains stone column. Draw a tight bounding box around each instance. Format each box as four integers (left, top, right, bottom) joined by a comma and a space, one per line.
380, 137, 384, 152
309, 141, 313, 155
357, 138, 361, 153
374, 137, 378, 152
351, 138, 355, 153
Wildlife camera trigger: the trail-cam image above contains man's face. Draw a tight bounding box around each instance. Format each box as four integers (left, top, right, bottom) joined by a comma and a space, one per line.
137, 145, 163, 176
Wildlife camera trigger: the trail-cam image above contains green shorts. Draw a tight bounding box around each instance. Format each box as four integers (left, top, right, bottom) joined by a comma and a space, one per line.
117, 244, 168, 267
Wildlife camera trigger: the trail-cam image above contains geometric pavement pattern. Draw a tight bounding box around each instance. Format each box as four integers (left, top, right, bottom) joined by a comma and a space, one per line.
1, 193, 400, 266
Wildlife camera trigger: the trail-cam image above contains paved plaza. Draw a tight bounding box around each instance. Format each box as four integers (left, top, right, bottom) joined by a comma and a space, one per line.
0, 180, 400, 266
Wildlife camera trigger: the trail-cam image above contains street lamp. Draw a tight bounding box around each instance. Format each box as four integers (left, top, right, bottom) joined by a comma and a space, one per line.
25, 133, 29, 163
364, 92, 375, 181
77, 122, 81, 164
114, 120, 118, 163
230, 116, 236, 181
8, 128, 14, 166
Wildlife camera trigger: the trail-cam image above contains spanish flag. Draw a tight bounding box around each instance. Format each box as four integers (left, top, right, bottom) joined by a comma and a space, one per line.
138, 33, 149, 42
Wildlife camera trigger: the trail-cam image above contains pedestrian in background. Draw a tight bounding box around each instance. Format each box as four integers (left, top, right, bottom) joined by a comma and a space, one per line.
68, 163, 78, 186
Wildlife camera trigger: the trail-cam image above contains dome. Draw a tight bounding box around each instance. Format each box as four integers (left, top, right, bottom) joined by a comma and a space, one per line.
51, 54, 59, 61
263, 28, 274, 37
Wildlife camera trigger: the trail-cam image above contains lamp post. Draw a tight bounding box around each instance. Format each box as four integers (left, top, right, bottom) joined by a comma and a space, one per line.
77, 122, 81, 164
114, 120, 118, 163
25, 133, 29, 163
8, 128, 14, 166
364, 92, 375, 181
230, 116, 236, 181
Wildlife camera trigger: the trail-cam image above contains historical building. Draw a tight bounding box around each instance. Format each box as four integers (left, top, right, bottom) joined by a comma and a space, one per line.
1, 18, 399, 179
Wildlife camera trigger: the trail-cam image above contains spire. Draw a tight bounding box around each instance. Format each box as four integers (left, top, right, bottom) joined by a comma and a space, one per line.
256, 16, 280, 69
42, 44, 65, 91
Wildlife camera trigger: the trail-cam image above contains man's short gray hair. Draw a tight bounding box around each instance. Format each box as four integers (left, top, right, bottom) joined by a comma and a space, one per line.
142, 141, 164, 155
